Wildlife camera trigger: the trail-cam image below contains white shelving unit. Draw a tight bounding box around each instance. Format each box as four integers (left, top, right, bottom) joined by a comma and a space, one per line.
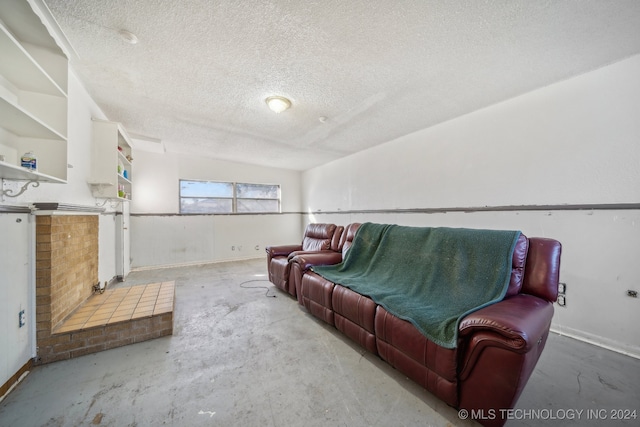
0, 0, 68, 185
89, 120, 133, 201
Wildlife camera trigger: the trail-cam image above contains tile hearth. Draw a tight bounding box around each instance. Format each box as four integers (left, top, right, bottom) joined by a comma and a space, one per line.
55, 282, 175, 333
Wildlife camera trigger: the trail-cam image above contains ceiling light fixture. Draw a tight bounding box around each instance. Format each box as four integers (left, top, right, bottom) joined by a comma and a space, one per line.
118, 29, 139, 44
265, 96, 291, 113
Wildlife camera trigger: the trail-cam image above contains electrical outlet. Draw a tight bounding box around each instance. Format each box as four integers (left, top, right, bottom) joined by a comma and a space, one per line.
19, 310, 26, 327
557, 295, 566, 307
558, 283, 566, 294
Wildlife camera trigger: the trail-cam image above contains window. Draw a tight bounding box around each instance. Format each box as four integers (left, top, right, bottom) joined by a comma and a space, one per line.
179, 180, 280, 214
236, 182, 280, 213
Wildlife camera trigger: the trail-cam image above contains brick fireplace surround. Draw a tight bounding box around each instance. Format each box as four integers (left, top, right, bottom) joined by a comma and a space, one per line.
35, 214, 173, 364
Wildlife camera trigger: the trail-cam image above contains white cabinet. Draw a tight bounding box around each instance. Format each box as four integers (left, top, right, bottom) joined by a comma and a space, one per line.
90, 120, 133, 200
0, 0, 68, 183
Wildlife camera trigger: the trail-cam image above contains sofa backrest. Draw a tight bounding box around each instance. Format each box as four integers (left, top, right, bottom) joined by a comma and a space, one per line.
302, 223, 338, 251
340, 223, 361, 257
521, 237, 562, 302
506, 233, 529, 297
331, 226, 344, 252
507, 234, 562, 301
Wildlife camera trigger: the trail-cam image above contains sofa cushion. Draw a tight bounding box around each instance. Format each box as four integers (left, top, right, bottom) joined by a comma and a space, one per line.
332, 285, 377, 334
375, 306, 458, 407
375, 306, 458, 382
269, 256, 290, 291
300, 272, 336, 325
332, 285, 377, 354
301, 223, 337, 251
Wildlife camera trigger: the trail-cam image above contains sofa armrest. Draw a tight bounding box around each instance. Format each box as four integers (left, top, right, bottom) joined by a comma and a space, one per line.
459, 294, 554, 351
458, 294, 553, 379
265, 244, 303, 258
458, 294, 554, 378
290, 251, 344, 271
287, 249, 335, 261
458, 295, 554, 423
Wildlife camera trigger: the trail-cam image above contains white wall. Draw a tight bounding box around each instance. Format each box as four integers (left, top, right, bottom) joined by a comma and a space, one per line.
131, 151, 301, 214
302, 55, 640, 357
130, 213, 300, 268
98, 213, 117, 284
304, 56, 640, 211
129, 150, 302, 268
0, 213, 32, 390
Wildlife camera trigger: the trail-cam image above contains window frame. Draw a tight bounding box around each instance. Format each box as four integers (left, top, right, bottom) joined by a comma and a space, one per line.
179, 179, 281, 214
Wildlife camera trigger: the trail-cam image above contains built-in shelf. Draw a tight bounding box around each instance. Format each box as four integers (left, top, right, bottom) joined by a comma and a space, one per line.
89, 119, 133, 200
0, 22, 66, 97
0, 160, 65, 183
0, 95, 65, 140
0, 0, 69, 186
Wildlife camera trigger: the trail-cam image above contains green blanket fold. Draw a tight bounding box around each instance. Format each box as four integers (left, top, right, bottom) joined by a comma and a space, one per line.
312, 222, 521, 349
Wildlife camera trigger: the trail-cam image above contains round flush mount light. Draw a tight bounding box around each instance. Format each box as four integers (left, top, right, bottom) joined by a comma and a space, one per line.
265, 96, 291, 113
118, 29, 139, 44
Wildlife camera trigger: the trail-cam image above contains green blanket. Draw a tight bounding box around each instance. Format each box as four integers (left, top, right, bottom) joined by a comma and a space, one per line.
312, 223, 521, 349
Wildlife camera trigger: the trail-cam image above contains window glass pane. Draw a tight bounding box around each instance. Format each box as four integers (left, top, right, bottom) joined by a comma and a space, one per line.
236, 183, 279, 199
237, 199, 279, 213
180, 198, 233, 213
179, 180, 280, 214
180, 180, 233, 198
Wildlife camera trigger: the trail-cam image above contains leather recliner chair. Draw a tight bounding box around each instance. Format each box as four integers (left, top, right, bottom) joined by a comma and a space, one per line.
290, 223, 361, 306
265, 223, 341, 297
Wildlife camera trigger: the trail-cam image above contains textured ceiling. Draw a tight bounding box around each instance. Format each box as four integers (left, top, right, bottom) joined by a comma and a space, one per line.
44, 0, 640, 171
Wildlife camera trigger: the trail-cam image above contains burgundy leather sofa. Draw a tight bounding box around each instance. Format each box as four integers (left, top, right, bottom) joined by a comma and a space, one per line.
294, 228, 561, 427
265, 223, 342, 297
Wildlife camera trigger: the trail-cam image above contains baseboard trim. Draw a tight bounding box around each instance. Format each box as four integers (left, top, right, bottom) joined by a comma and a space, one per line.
131, 256, 265, 272
550, 328, 640, 360
0, 358, 33, 403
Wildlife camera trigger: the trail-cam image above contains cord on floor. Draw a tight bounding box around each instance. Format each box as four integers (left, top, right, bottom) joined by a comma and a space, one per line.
239, 279, 277, 298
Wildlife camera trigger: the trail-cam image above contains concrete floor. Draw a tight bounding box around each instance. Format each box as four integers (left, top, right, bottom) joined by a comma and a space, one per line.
1, 258, 638, 427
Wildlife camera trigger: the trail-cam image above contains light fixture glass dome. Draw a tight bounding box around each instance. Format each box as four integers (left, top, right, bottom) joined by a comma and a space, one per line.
118, 29, 139, 44
265, 96, 291, 113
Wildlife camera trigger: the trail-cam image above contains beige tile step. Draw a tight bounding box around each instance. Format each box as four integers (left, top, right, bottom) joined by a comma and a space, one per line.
55, 281, 175, 334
